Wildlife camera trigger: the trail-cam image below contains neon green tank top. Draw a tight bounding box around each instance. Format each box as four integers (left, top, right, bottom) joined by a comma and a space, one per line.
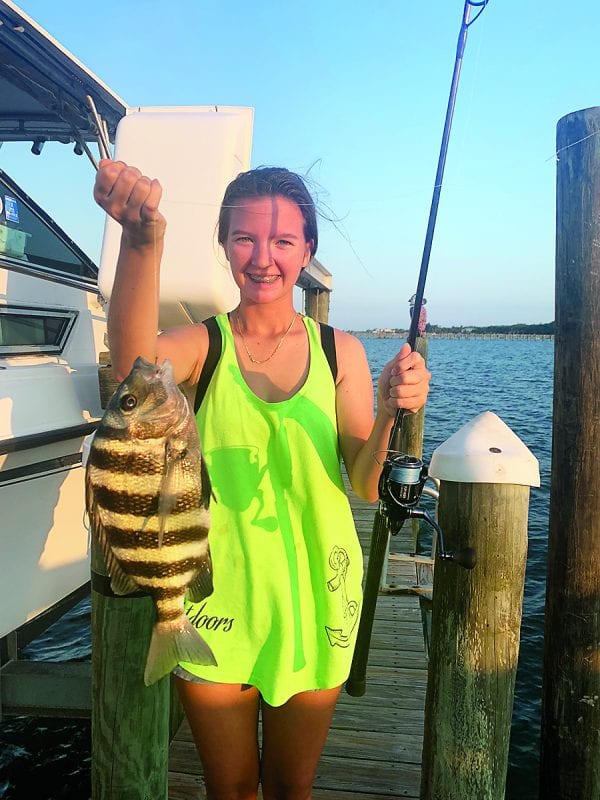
179, 313, 363, 706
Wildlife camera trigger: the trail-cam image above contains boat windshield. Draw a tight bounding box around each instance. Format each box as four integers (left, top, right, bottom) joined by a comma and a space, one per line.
0, 168, 97, 283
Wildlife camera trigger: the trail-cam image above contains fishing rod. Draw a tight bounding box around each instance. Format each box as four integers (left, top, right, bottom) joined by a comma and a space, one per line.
345, 0, 488, 698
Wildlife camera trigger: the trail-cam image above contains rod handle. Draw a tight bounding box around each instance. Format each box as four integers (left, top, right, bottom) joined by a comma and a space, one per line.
345, 509, 392, 697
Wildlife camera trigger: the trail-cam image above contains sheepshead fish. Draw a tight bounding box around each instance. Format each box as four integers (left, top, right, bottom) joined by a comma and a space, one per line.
85, 356, 216, 685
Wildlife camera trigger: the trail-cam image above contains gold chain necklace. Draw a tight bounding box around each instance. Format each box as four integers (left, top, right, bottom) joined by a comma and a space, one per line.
234, 311, 297, 364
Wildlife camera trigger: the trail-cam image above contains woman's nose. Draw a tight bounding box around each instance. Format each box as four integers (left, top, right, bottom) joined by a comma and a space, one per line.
252, 241, 272, 267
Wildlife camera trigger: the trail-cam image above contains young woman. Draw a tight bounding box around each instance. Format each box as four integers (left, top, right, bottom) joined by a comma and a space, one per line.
93, 160, 430, 800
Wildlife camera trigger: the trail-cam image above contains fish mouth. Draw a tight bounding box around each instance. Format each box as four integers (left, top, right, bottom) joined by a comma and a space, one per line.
136, 358, 174, 383
133, 356, 173, 380
135, 358, 180, 418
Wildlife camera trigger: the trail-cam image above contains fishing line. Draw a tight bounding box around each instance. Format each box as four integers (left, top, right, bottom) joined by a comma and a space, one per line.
153, 221, 159, 331
547, 128, 600, 162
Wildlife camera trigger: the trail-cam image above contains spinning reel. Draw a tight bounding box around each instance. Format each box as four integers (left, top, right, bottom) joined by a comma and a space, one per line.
377, 452, 476, 569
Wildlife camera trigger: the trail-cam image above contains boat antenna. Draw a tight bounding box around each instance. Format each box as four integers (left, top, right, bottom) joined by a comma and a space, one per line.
346, 0, 490, 698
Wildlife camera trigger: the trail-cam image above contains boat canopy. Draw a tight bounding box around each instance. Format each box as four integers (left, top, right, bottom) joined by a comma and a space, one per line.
0, 0, 127, 146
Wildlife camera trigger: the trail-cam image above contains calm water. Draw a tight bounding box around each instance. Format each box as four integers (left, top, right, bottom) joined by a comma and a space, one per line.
0, 336, 553, 799
365, 335, 552, 800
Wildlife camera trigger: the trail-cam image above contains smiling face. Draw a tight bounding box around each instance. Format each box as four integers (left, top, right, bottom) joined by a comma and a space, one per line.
223, 195, 313, 303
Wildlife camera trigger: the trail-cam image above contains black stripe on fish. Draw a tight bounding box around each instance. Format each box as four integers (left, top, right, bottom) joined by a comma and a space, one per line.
154, 604, 188, 623
94, 426, 136, 442
91, 486, 202, 516
102, 525, 208, 548
88, 447, 163, 475
116, 558, 204, 580
145, 580, 196, 594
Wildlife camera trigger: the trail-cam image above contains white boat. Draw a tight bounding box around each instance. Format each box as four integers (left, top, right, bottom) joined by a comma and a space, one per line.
0, 0, 127, 676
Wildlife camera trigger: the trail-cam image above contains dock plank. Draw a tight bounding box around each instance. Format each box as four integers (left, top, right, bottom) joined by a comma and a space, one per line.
169, 482, 428, 800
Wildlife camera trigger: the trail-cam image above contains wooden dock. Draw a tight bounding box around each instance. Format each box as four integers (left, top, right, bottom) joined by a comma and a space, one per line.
168, 484, 429, 800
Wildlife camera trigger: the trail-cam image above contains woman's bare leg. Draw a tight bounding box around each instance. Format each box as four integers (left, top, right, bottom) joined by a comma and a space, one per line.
174, 677, 261, 800
260, 685, 341, 800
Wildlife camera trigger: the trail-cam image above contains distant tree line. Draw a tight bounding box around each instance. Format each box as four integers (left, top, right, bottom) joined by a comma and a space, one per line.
361, 322, 555, 336
424, 322, 555, 335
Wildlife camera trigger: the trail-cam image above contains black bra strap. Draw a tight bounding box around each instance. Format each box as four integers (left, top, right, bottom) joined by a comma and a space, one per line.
319, 323, 338, 383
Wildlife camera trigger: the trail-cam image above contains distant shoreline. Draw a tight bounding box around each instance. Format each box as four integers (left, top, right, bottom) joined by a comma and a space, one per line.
351, 331, 554, 340
348, 321, 555, 340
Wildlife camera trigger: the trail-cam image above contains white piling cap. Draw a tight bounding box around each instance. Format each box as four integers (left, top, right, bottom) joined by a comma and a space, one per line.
428, 411, 541, 487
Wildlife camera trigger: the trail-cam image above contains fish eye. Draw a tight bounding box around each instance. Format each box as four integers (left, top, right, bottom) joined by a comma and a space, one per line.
119, 393, 138, 411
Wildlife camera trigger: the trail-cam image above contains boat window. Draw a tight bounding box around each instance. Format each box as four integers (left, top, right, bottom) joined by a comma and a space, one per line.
0, 305, 77, 355
0, 171, 97, 281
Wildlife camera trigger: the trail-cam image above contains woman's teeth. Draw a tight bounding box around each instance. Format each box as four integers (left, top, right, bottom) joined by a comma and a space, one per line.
249, 274, 279, 283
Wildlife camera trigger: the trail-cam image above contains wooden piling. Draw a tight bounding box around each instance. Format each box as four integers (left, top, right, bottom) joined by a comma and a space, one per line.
304, 287, 330, 323
420, 480, 529, 799
539, 106, 600, 800
91, 542, 170, 800
421, 411, 540, 800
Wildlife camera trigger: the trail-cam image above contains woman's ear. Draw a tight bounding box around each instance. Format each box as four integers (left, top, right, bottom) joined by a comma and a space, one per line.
303, 241, 314, 268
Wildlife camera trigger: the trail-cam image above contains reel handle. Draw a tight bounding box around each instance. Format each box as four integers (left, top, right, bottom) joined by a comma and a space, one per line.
409, 508, 476, 570
448, 547, 477, 570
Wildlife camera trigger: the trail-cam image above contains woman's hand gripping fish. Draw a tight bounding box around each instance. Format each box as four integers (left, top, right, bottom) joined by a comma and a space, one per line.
85, 356, 216, 685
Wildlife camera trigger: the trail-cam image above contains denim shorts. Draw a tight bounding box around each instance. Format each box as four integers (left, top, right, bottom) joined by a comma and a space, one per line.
172, 665, 216, 684
172, 667, 320, 695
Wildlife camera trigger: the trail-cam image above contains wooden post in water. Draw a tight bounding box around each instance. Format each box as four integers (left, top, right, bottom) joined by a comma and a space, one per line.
304, 287, 330, 323
539, 106, 600, 800
91, 542, 170, 800
420, 412, 539, 799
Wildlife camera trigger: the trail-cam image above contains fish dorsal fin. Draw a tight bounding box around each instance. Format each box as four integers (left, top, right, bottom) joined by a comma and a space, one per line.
86, 469, 140, 595
106, 555, 140, 596
93, 506, 140, 595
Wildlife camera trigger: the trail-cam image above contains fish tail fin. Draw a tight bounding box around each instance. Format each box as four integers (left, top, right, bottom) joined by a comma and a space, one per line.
144, 616, 217, 686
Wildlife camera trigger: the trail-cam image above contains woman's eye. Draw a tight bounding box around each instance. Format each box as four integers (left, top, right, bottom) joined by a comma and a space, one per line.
276, 239, 293, 247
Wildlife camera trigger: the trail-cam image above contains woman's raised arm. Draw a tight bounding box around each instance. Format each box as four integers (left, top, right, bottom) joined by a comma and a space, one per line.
94, 159, 204, 385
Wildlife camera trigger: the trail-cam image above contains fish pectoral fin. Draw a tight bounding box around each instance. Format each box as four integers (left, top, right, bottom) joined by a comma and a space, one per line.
200, 455, 213, 509
157, 444, 186, 542
186, 554, 214, 602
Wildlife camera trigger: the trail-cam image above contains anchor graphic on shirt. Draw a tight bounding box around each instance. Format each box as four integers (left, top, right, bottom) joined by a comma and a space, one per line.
325, 546, 359, 647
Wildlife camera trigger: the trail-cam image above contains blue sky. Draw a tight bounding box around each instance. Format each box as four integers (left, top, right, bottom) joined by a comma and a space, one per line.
3, 0, 599, 330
